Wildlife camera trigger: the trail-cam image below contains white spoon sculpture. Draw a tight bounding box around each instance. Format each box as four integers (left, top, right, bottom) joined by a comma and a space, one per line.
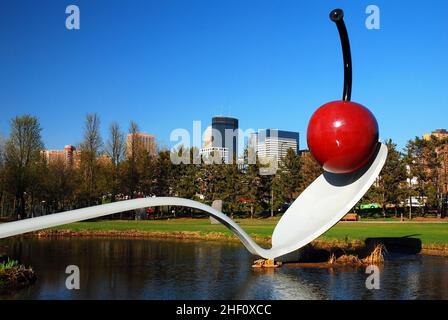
0, 9, 388, 260
0, 143, 387, 259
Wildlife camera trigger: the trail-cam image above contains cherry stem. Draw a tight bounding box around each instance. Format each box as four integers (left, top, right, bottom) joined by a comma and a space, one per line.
330, 9, 352, 102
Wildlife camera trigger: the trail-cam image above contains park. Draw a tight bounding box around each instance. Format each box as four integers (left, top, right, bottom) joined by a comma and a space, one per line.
31, 217, 448, 256
0, 2, 447, 302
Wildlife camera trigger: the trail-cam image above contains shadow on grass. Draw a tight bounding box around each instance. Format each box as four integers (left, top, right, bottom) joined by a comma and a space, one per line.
278, 235, 423, 264
365, 235, 422, 255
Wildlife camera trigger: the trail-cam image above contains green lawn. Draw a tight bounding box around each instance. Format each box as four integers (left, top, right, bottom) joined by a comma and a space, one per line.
321, 222, 448, 246
48, 219, 448, 247
50, 219, 276, 238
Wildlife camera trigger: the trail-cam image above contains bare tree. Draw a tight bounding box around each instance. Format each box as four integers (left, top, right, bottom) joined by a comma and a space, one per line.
80, 113, 103, 205
81, 113, 103, 156
126, 121, 140, 199
106, 122, 125, 202
106, 122, 125, 166
4, 115, 44, 219
127, 121, 139, 159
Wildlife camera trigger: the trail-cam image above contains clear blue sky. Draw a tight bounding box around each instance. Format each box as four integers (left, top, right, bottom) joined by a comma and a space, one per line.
0, 0, 447, 151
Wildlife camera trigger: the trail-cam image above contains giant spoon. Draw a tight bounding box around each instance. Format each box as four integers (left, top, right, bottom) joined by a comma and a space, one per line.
0, 9, 387, 260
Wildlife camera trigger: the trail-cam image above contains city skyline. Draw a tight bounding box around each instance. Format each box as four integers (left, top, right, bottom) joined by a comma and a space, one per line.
1, 0, 447, 152
7, 115, 447, 159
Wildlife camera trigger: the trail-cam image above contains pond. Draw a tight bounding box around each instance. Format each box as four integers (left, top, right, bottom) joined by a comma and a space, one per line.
1, 237, 447, 300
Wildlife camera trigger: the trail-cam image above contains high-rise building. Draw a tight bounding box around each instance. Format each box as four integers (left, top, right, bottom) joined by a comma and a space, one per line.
126, 133, 156, 158
42, 150, 65, 164
255, 129, 299, 162
423, 129, 448, 141
64, 145, 76, 166
41, 145, 107, 169
200, 116, 239, 164
200, 146, 230, 164
42, 145, 77, 167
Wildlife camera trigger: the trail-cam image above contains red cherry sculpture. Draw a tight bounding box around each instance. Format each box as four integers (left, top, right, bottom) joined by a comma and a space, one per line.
307, 101, 379, 174
306, 9, 379, 174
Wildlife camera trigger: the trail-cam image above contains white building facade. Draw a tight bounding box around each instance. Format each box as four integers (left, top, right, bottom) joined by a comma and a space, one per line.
252, 129, 299, 163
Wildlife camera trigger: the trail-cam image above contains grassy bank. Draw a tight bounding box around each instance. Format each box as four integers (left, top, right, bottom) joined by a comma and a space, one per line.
33, 218, 448, 256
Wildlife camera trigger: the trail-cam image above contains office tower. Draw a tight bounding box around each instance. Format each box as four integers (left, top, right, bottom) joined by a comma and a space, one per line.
256, 129, 299, 162
126, 132, 155, 158
42, 145, 77, 167
423, 129, 448, 141
200, 116, 239, 164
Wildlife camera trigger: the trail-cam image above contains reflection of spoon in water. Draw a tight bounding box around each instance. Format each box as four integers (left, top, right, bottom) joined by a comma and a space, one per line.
0, 9, 387, 260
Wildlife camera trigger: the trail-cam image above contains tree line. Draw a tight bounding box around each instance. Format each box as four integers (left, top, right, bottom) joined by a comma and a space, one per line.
0, 114, 446, 220
364, 136, 448, 218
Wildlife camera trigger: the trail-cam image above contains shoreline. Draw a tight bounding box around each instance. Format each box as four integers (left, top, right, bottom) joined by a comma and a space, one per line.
0, 259, 37, 292
29, 229, 448, 257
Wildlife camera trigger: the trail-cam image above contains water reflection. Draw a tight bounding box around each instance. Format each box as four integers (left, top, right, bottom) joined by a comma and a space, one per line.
236, 271, 326, 300
1, 238, 447, 300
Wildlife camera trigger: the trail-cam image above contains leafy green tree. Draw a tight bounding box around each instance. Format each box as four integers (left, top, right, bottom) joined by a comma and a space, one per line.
404, 137, 428, 215
137, 148, 156, 197
268, 149, 303, 216
239, 148, 263, 218
259, 173, 275, 216
271, 173, 286, 215
153, 150, 174, 197
366, 139, 407, 216
171, 147, 199, 200
41, 158, 77, 213
220, 164, 241, 218
404, 136, 443, 216
279, 148, 302, 203
424, 137, 442, 211
298, 152, 322, 194
197, 160, 242, 217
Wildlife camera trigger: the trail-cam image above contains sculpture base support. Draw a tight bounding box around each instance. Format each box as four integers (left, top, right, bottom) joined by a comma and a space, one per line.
210, 200, 223, 225
252, 259, 282, 268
